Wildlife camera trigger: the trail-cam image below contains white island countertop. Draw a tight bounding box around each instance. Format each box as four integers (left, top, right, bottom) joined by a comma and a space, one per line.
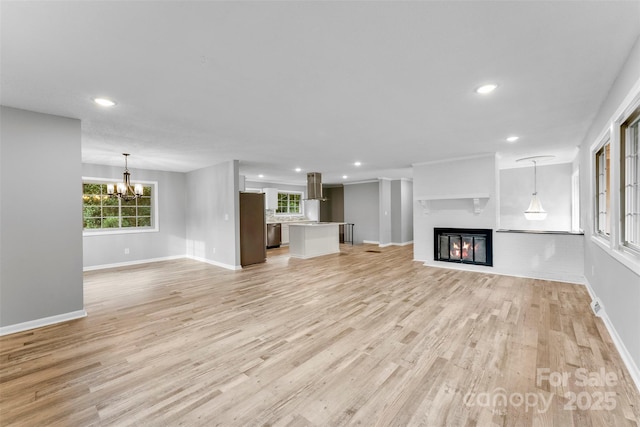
288, 222, 342, 258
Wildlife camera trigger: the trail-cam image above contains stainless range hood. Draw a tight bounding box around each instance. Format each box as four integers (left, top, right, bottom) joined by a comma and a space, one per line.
306, 172, 326, 201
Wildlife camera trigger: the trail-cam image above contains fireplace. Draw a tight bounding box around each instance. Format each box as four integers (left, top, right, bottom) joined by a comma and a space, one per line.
434, 228, 493, 267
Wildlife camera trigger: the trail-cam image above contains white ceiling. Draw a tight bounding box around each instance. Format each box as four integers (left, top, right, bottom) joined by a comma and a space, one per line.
2, 1, 639, 185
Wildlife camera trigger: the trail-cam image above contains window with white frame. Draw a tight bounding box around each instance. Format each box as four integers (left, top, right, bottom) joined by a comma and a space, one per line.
595, 140, 611, 237
276, 191, 302, 214
82, 180, 156, 231
622, 107, 640, 250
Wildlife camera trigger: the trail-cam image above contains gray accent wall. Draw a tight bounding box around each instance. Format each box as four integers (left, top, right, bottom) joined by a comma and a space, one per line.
391, 179, 414, 244
1, 107, 84, 327
82, 163, 187, 268
320, 186, 344, 222
580, 36, 640, 372
379, 179, 392, 245
401, 179, 414, 243
186, 160, 240, 268
344, 181, 379, 244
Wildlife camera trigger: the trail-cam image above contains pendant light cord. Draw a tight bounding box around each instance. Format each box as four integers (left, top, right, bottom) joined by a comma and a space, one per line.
532, 160, 537, 195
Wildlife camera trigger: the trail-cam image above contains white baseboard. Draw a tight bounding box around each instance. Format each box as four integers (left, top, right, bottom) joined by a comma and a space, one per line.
583, 279, 640, 393
85, 255, 242, 272
390, 241, 414, 247
0, 309, 87, 336
83, 255, 185, 271
185, 255, 242, 271
422, 261, 585, 285
419, 262, 639, 392
368, 241, 414, 248
289, 250, 341, 259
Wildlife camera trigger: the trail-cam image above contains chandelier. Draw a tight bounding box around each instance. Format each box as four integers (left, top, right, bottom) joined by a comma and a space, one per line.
107, 153, 143, 200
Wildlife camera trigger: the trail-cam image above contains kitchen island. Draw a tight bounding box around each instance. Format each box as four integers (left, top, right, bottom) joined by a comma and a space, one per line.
288, 222, 341, 259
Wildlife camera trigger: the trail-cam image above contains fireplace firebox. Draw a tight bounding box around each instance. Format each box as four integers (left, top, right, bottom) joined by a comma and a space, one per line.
434, 228, 493, 267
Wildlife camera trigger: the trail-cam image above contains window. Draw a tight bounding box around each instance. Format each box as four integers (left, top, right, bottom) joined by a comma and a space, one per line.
595, 140, 611, 236
82, 181, 155, 231
276, 191, 302, 214
622, 107, 640, 250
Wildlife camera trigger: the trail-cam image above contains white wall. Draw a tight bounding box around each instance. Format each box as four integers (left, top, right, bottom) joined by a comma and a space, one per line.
500, 163, 573, 231
413, 154, 497, 263
494, 232, 584, 283
344, 181, 379, 244
82, 163, 186, 269
580, 35, 640, 381
245, 180, 305, 194
185, 160, 240, 269
413, 154, 584, 283
1, 107, 84, 330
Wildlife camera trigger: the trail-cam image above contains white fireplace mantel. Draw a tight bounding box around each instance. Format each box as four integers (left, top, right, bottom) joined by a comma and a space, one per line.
414, 193, 490, 215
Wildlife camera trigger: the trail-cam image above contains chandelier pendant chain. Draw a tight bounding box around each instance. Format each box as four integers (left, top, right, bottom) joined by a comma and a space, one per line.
107, 153, 143, 200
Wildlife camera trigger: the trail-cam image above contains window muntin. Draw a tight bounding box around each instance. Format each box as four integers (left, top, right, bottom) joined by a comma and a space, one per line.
595, 141, 611, 237
622, 108, 640, 250
83, 181, 154, 230
276, 191, 302, 215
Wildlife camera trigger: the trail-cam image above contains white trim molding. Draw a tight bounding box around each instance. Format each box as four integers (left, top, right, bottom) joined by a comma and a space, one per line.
343, 180, 379, 186
415, 193, 490, 215
85, 255, 242, 272
584, 279, 640, 393
381, 241, 414, 247
185, 255, 242, 271
83, 255, 185, 272
82, 176, 160, 235
0, 309, 87, 336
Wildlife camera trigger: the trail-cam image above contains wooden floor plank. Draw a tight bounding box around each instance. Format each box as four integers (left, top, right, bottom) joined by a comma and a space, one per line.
1, 244, 638, 426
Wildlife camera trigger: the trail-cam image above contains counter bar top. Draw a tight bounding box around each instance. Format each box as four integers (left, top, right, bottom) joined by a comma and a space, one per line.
289, 222, 345, 227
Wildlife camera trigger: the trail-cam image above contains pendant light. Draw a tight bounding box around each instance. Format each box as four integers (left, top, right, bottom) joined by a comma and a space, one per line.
107, 153, 143, 200
516, 155, 554, 221
524, 160, 547, 220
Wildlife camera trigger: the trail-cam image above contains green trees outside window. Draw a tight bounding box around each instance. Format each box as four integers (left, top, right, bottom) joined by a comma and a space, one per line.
83, 182, 153, 230
276, 192, 301, 214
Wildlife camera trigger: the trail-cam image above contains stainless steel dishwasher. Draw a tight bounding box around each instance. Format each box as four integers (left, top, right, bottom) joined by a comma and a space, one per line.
267, 223, 281, 248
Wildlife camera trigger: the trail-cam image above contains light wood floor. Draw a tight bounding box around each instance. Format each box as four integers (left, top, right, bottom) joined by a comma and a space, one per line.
1, 244, 639, 426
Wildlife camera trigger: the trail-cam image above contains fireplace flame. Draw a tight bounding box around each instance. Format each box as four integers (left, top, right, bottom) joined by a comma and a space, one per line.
451, 242, 460, 257
451, 240, 476, 259
462, 241, 471, 258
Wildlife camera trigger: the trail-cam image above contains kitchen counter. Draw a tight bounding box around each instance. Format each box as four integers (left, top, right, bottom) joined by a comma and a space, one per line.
266, 219, 314, 224
289, 222, 341, 259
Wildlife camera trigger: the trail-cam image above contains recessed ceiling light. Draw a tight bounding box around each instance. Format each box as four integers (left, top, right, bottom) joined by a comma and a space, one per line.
93, 97, 116, 107
476, 84, 498, 94
506, 136, 519, 143
295, 167, 302, 172
354, 161, 361, 167
258, 174, 264, 178
342, 175, 348, 179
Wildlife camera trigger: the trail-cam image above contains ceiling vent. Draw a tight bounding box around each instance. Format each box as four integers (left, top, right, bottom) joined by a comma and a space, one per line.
306, 172, 326, 201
